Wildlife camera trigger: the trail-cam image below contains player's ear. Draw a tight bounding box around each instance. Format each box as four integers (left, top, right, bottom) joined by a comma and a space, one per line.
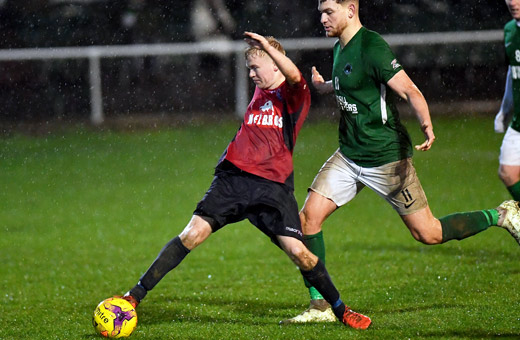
347, 3, 356, 19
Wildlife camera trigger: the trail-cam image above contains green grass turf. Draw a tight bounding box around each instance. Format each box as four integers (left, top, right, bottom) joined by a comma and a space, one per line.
1, 116, 519, 339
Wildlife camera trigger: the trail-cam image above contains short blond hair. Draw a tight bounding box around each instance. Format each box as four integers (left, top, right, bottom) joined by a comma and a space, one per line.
245, 36, 286, 59
319, 0, 357, 4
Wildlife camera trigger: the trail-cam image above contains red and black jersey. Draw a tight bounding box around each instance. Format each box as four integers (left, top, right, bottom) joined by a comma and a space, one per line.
220, 76, 311, 189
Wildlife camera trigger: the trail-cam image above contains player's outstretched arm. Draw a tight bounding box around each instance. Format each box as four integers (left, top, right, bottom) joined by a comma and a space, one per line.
311, 66, 334, 94
495, 66, 514, 133
388, 70, 435, 151
244, 31, 301, 85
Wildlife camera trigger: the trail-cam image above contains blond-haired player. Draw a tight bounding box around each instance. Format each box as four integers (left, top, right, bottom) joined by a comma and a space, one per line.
117, 31, 371, 330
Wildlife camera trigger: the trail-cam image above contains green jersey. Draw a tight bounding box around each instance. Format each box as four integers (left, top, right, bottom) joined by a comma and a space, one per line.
504, 20, 520, 132
332, 27, 412, 167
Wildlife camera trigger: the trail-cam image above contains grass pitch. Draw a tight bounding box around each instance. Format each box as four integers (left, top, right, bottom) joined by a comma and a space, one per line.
1, 116, 519, 340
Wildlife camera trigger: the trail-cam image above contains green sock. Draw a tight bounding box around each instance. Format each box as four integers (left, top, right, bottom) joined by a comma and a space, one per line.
440, 209, 499, 243
303, 231, 325, 300
507, 181, 520, 201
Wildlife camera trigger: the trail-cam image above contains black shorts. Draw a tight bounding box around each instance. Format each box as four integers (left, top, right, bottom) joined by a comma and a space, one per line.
193, 161, 303, 244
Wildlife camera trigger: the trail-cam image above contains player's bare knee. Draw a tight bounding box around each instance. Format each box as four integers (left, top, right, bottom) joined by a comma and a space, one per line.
299, 209, 311, 229
286, 245, 314, 270
178, 230, 198, 249
300, 210, 322, 234
299, 209, 308, 227
179, 225, 209, 250
498, 166, 509, 183
287, 245, 304, 261
418, 237, 441, 245
498, 165, 520, 186
414, 231, 442, 245
405, 213, 443, 245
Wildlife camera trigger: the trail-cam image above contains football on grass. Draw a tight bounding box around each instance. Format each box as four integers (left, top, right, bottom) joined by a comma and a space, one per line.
92, 297, 137, 338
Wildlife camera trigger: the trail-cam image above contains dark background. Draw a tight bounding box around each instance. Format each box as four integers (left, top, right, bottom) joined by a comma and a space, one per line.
0, 0, 513, 122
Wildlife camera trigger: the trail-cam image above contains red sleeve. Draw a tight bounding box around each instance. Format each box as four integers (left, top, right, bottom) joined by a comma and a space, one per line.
284, 74, 311, 137
284, 74, 310, 113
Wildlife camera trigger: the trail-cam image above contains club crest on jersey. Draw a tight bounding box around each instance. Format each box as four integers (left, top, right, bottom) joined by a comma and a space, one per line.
246, 100, 283, 128
343, 63, 352, 75
260, 100, 274, 114
391, 59, 401, 70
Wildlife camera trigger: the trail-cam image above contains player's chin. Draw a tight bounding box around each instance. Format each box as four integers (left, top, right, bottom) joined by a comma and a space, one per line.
325, 31, 339, 38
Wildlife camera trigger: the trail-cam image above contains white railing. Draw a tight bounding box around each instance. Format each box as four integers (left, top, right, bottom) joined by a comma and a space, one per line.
0, 30, 503, 124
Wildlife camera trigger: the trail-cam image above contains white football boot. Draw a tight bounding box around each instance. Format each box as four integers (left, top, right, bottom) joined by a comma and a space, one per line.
498, 200, 520, 245
280, 299, 336, 324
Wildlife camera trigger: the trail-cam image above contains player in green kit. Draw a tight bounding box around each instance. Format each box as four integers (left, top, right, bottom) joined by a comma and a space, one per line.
282, 0, 520, 324
495, 0, 520, 201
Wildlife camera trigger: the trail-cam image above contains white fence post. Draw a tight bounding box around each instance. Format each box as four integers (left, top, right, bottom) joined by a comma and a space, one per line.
88, 48, 103, 125
234, 50, 249, 118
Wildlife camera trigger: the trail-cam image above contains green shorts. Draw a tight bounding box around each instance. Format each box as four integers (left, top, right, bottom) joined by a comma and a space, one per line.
310, 149, 428, 215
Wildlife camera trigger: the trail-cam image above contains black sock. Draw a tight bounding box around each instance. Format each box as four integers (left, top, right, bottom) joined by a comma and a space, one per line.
129, 236, 190, 301
300, 259, 345, 319
128, 282, 147, 302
